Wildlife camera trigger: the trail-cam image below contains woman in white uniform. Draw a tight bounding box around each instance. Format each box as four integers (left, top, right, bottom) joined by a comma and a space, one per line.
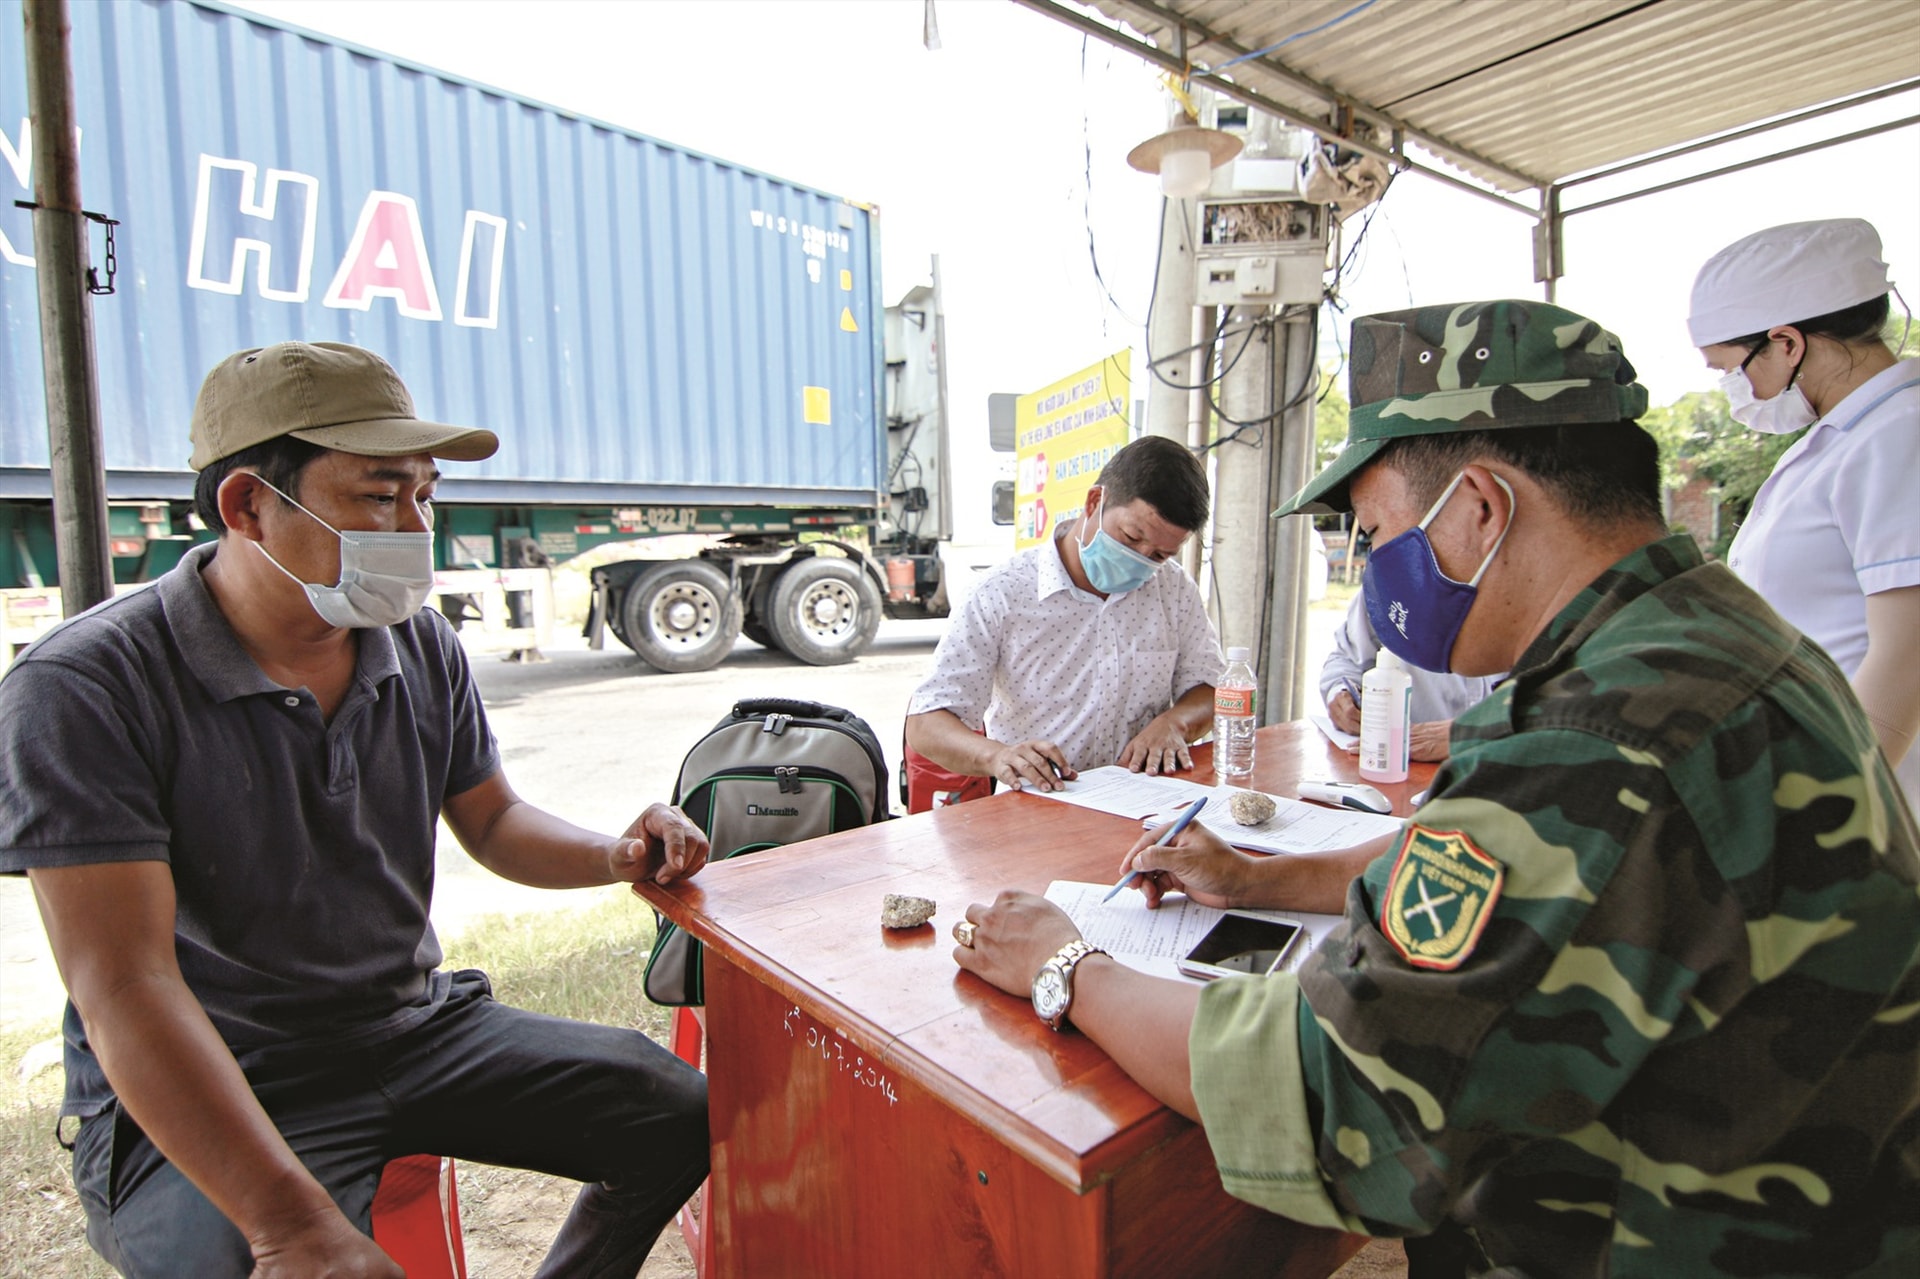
1689, 217, 1920, 804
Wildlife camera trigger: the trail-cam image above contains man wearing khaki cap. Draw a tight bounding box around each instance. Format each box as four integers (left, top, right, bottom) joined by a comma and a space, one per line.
0, 342, 711, 1278
953, 302, 1920, 1274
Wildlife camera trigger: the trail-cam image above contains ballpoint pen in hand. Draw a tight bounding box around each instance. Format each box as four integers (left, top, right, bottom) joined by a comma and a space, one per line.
1103, 796, 1209, 903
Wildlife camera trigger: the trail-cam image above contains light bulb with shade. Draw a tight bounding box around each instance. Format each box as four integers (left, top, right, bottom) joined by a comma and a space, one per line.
1159, 146, 1212, 198
1128, 124, 1242, 201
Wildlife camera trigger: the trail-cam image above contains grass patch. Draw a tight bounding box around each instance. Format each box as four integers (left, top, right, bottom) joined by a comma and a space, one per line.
0, 1022, 112, 1278
438, 888, 670, 1042
0, 892, 675, 1278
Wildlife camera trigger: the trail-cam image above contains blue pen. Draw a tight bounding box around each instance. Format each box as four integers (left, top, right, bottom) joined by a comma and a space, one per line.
1103, 796, 1209, 903
1340, 677, 1362, 705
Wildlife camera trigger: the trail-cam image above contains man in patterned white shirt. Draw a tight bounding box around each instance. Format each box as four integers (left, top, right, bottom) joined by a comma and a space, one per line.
907, 435, 1226, 792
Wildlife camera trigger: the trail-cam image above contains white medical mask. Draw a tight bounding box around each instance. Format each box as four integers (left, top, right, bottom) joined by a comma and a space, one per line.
246, 476, 437, 628
1720, 347, 1817, 436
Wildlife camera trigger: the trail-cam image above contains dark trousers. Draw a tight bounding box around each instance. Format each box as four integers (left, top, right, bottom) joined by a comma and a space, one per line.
72, 970, 709, 1278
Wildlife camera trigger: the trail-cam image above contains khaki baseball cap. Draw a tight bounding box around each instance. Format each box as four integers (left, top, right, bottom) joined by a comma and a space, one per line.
188, 341, 499, 470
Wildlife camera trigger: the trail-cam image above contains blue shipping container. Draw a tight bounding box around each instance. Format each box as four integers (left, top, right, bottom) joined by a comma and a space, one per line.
0, 0, 886, 508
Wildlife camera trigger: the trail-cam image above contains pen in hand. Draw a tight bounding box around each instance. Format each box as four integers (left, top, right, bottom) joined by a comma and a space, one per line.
1103, 796, 1209, 903
1340, 677, 1362, 706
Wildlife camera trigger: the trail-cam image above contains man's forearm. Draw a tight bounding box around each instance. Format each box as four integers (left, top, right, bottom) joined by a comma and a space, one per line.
460, 797, 622, 888
85, 975, 337, 1250
1168, 684, 1217, 741
1236, 834, 1395, 914
905, 709, 1000, 778
1061, 957, 1204, 1120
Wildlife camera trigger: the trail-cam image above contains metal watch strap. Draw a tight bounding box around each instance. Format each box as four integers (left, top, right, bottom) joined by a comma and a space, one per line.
1045, 939, 1106, 1032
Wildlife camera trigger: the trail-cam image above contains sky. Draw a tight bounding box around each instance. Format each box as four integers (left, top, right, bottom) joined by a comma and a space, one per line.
232, 0, 1920, 541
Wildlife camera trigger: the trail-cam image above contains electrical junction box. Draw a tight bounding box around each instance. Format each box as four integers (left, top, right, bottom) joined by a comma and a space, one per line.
1194, 199, 1329, 308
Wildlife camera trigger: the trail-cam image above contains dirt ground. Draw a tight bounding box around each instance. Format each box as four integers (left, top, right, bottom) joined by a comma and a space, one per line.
453, 1164, 695, 1277
461, 1168, 1404, 1279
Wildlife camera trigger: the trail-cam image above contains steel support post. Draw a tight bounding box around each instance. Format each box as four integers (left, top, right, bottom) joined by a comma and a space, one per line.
24, 0, 113, 614
1533, 184, 1564, 304
1262, 313, 1316, 725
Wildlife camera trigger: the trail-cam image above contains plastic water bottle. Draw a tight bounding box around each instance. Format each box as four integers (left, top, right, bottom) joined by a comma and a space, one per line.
1359, 648, 1412, 784
1214, 646, 1258, 782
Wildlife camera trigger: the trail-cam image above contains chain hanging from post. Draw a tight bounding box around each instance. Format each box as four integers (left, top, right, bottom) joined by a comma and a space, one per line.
87, 212, 119, 296
9, 200, 120, 294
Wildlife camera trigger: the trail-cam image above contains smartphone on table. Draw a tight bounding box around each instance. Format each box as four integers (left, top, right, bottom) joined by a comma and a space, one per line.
1176, 912, 1304, 981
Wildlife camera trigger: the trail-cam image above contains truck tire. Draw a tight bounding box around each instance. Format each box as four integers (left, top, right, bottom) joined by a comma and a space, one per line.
741, 618, 781, 650
766, 557, 881, 666
622, 560, 743, 673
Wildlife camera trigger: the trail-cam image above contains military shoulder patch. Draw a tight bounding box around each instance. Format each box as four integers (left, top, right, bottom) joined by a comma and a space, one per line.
1381, 826, 1505, 971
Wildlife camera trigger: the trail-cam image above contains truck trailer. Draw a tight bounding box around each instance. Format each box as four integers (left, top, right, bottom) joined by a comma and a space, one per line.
1, 0, 959, 670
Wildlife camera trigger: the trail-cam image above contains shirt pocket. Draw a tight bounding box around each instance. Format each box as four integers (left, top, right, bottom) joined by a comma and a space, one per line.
1123, 648, 1180, 731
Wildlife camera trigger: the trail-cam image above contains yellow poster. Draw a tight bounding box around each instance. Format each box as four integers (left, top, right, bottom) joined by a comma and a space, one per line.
1013, 351, 1132, 550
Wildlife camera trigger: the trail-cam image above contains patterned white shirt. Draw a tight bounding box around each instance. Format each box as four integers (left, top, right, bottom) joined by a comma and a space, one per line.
909, 531, 1226, 770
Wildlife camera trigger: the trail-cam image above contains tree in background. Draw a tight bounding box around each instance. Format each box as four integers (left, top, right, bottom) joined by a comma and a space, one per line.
1638, 390, 1799, 559
1315, 366, 1349, 473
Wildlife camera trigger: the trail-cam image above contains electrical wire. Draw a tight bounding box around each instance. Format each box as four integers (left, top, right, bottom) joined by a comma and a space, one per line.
1207, 0, 1382, 72
1198, 305, 1321, 450
1080, 36, 1143, 329
1318, 312, 1347, 405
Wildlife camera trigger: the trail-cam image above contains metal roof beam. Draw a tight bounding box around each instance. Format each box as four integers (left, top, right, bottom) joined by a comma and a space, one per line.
1558, 77, 1920, 191
1032, 0, 1547, 192
1012, 0, 1541, 216
1563, 113, 1920, 219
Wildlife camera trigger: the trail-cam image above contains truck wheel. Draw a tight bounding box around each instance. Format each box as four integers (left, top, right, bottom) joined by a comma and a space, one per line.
622, 560, 743, 673
766, 557, 881, 666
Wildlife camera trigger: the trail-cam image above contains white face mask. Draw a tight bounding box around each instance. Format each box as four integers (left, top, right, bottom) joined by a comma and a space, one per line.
1720, 361, 1817, 436
246, 476, 437, 629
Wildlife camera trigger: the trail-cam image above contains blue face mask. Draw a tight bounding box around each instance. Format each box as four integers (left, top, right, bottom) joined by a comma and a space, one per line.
1077, 496, 1161, 596
1363, 471, 1515, 672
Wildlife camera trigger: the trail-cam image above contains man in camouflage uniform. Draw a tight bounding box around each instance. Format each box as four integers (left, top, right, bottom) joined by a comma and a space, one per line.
954, 300, 1920, 1276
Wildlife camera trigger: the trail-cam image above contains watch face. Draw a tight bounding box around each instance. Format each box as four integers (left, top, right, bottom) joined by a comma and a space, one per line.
1033, 965, 1069, 1020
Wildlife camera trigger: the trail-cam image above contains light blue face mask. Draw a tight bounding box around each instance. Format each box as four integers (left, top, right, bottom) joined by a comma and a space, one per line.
1078, 494, 1160, 596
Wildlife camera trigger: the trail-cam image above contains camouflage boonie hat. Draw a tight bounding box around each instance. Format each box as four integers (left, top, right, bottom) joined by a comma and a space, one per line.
1274, 300, 1649, 516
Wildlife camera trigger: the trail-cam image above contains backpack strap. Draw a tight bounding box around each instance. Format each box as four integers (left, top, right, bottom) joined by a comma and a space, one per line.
733, 697, 841, 722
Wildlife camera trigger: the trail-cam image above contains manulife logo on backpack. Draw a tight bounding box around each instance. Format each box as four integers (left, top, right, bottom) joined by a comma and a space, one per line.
746, 804, 801, 817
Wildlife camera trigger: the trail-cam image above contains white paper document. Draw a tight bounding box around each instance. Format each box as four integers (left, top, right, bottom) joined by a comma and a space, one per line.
1031, 765, 1402, 855
1188, 792, 1402, 855
1308, 705, 1362, 752
1028, 764, 1202, 820
1046, 880, 1343, 981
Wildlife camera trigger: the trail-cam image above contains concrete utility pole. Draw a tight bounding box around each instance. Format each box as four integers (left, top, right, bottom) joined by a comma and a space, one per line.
1142, 194, 1204, 580
1208, 308, 1316, 725
24, 0, 113, 615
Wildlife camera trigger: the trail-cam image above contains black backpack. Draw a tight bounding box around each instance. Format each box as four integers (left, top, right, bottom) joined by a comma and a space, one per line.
642, 697, 892, 1006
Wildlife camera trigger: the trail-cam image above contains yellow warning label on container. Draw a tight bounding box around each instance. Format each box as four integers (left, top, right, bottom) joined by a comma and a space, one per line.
839, 269, 853, 291
839, 307, 859, 332
803, 386, 832, 425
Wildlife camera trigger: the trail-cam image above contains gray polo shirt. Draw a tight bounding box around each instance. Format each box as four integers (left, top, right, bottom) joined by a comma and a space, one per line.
0, 543, 498, 1117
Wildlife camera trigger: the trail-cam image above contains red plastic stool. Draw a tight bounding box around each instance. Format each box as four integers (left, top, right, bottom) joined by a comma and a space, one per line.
371, 1154, 466, 1278
671, 1005, 715, 1277
903, 740, 994, 814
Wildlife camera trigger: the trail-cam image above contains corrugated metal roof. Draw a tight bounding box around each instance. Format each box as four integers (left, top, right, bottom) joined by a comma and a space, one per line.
1074, 0, 1920, 193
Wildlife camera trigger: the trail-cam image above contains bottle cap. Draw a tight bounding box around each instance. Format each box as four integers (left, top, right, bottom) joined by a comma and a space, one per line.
1226, 645, 1251, 661
1377, 648, 1405, 673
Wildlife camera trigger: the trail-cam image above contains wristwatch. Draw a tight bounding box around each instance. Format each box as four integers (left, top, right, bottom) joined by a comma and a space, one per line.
1031, 939, 1106, 1032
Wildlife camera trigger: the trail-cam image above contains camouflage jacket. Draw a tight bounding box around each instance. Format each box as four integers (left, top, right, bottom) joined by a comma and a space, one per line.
1189, 535, 1920, 1276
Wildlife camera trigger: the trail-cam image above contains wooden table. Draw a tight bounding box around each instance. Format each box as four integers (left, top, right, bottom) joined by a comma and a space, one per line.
638, 724, 1435, 1278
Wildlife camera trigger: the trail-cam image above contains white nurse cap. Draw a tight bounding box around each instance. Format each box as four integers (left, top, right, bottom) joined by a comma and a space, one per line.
1687, 218, 1891, 347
